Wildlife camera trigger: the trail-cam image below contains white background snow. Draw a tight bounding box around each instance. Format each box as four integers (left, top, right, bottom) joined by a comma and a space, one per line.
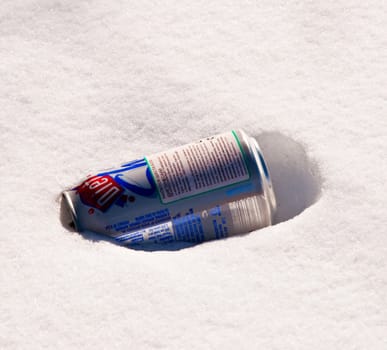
1, 0, 387, 349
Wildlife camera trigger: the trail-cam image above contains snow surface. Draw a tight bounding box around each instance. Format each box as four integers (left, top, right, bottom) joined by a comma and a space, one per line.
1, 0, 387, 349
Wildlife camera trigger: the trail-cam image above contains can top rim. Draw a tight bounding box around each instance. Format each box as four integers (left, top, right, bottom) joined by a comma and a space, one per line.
62, 191, 81, 232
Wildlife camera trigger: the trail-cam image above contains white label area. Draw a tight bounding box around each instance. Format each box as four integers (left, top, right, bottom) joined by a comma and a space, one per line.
147, 131, 249, 203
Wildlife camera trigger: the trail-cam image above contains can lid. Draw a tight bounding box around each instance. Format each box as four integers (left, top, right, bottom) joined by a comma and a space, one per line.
62, 191, 82, 232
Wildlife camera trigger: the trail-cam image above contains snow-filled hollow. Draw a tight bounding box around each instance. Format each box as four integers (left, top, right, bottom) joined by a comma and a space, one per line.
257, 132, 322, 224
59, 131, 322, 248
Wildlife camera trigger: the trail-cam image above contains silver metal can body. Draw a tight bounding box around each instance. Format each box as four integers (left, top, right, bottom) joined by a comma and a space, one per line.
62, 130, 276, 245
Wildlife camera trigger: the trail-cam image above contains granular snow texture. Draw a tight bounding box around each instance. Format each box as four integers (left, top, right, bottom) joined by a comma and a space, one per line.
1, 1, 386, 349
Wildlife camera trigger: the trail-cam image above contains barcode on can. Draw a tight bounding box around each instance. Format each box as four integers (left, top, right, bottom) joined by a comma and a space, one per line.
147, 131, 249, 203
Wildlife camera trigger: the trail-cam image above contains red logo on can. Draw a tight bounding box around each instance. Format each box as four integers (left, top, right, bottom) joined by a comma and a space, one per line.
76, 175, 124, 212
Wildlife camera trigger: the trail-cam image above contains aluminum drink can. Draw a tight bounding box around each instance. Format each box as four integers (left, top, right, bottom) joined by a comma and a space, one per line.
62, 130, 276, 245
